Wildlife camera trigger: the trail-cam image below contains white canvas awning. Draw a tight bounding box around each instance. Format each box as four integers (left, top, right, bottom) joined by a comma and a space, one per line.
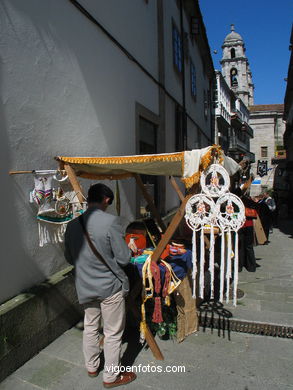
56, 146, 241, 188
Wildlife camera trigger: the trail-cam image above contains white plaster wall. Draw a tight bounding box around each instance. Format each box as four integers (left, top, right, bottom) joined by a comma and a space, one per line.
79, 0, 158, 79
186, 41, 212, 138
163, 0, 182, 105
163, 0, 212, 145
164, 96, 181, 212
165, 97, 176, 153
0, 0, 159, 303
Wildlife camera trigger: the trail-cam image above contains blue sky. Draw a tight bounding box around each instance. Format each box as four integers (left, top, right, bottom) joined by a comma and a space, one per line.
198, 0, 293, 105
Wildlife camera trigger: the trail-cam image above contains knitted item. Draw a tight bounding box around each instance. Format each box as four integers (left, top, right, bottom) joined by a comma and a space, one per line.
150, 261, 163, 324
151, 261, 161, 294
152, 297, 163, 324
32, 173, 54, 215
162, 265, 171, 299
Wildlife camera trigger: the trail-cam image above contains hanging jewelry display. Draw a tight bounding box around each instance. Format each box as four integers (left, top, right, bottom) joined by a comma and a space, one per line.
31, 170, 86, 247
185, 163, 245, 306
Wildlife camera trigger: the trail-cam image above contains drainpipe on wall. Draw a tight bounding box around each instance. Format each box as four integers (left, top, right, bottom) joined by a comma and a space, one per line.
157, 0, 166, 214
214, 116, 219, 145
179, 0, 187, 150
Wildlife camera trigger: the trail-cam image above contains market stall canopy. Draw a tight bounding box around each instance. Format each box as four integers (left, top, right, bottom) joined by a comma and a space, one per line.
56, 146, 241, 188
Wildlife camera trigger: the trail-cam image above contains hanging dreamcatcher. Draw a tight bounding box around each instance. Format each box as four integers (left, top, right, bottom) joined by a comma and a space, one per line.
185, 163, 245, 305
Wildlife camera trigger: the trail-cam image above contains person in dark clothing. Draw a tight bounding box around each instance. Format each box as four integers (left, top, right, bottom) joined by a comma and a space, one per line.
256, 194, 271, 243
239, 196, 258, 272
263, 192, 276, 233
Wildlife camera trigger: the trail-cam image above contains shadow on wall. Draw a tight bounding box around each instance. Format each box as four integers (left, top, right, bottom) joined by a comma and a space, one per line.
0, 59, 45, 304
0, 0, 141, 303
8, 0, 137, 155
4, 0, 135, 217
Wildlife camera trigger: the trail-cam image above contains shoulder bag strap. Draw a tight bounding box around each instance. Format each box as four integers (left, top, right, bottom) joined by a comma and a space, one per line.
78, 215, 121, 280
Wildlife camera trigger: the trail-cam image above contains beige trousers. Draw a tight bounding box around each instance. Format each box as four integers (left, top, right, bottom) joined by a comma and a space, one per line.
83, 290, 125, 382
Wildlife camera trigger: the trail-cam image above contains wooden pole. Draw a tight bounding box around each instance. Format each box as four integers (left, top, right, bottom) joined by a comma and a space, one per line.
169, 176, 185, 202
9, 170, 35, 175
151, 194, 191, 264
64, 163, 85, 204
144, 326, 164, 360
9, 170, 66, 175
134, 174, 166, 233
127, 279, 164, 360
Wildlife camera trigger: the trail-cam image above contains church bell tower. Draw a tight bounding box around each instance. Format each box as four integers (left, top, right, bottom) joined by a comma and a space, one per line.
220, 24, 254, 107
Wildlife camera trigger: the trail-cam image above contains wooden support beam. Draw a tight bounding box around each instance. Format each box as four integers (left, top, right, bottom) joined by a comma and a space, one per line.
134, 174, 166, 233
151, 195, 191, 264
169, 176, 185, 202
64, 163, 85, 204
9, 170, 66, 175
9, 170, 35, 175
127, 279, 164, 360
144, 326, 164, 360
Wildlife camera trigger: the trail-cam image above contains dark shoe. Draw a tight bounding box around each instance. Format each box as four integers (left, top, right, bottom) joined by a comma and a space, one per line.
246, 268, 256, 272
103, 372, 137, 388
255, 263, 261, 268
88, 370, 98, 378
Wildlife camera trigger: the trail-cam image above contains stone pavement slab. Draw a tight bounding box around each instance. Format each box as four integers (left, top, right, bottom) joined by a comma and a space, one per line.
221, 222, 293, 326
1, 327, 293, 390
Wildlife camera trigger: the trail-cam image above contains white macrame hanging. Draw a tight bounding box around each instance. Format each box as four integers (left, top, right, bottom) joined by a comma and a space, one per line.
31, 171, 87, 247
185, 163, 245, 306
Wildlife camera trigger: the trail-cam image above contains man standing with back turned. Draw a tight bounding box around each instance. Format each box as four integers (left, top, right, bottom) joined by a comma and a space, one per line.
64, 183, 136, 388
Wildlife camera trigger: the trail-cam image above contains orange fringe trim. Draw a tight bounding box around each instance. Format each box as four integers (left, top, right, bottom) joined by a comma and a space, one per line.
56, 152, 184, 165
181, 172, 200, 187
182, 145, 224, 189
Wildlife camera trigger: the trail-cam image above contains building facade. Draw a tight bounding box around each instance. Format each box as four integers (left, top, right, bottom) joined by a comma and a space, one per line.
283, 25, 293, 215
249, 105, 286, 194
229, 94, 254, 164
214, 71, 254, 163
0, 0, 214, 303
214, 26, 255, 173
220, 24, 254, 107
213, 70, 231, 153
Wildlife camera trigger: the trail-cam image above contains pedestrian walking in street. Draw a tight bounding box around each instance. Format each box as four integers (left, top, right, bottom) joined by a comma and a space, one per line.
64, 183, 136, 388
263, 191, 276, 233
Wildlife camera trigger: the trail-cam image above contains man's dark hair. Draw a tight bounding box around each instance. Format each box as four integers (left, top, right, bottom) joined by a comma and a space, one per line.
87, 183, 114, 205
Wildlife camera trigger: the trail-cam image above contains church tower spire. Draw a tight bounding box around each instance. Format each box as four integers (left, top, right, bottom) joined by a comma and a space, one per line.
220, 25, 254, 106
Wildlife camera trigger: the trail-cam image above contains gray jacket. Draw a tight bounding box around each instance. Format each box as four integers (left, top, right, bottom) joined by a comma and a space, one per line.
64, 207, 131, 304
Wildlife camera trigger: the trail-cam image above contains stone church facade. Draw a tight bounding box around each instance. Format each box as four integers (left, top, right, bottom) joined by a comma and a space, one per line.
220, 25, 254, 108
220, 25, 286, 194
